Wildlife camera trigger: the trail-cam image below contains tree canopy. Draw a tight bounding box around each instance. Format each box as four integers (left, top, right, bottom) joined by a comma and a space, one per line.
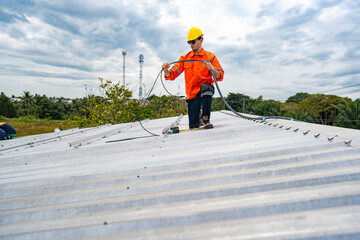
1, 79, 359, 130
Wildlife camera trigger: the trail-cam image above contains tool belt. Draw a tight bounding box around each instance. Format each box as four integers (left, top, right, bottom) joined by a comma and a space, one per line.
200, 84, 214, 97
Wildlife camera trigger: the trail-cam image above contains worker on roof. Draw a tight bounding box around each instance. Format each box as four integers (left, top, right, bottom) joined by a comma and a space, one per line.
162, 27, 224, 129
0, 122, 16, 140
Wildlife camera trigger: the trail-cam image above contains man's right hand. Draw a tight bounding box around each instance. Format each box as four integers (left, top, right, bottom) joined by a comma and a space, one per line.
162, 62, 171, 77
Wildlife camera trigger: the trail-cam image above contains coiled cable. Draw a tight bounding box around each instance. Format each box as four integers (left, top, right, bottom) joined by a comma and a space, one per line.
161, 59, 297, 122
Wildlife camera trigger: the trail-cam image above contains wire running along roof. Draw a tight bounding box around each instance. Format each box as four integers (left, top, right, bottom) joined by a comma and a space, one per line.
0, 111, 360, 239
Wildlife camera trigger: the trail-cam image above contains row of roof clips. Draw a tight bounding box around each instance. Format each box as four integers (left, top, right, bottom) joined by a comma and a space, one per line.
258, 120, 352, 146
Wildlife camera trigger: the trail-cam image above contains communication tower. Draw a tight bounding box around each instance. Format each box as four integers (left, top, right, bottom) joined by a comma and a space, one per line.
139, 54, 144, 97
122, 50, 127, 85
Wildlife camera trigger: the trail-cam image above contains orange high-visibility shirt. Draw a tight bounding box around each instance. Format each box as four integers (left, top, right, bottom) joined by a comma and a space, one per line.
165, 48, 224, 100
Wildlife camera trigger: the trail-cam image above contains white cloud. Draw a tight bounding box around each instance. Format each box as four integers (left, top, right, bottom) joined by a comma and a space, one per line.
0, 0, 359, 100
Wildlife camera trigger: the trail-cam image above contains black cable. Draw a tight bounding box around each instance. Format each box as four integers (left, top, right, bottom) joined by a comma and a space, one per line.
111, 57, 299, 140
144, 68, 164, 100
135, 61, 194, 137
160, 74, 176, 96
132, 59, 360, 136
335, 88, 360, 95
106, 135, 155, 143
117, 67, 165, 138
136, 58, 300, 138
321, 83, 360, 93
134, 71, 163, 136
160, 60, 196, 97
163, 60, 297, 122
139, 120, 158, 136
134, 62, 187, 136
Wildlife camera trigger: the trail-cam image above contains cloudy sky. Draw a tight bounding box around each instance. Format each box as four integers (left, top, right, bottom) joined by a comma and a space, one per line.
1, 0, 359, 101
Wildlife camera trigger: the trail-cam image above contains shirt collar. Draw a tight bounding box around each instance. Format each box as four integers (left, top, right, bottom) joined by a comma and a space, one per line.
191, 48, 204, 57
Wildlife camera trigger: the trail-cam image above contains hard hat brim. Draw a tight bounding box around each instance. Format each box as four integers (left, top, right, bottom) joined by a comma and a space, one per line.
187, 34, 203, 41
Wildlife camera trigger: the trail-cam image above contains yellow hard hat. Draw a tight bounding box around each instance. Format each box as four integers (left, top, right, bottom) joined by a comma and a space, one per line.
187, 27, 203, 41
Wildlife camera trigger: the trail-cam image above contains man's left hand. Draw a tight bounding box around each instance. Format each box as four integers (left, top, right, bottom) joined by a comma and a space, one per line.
205, 62, 221, 79
205, 62, 215, 71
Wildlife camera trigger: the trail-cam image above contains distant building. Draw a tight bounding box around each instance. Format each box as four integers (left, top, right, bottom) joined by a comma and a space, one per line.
10, 98, 21, 102
60, 99, 73, 104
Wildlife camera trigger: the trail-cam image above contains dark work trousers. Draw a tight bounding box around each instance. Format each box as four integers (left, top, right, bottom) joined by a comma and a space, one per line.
187, 85, 215, 128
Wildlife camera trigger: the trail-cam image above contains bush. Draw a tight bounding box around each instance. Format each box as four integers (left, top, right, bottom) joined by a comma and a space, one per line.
252, 99, 282, 116
298, 94, 346, 125
147, 95, 187, 118
225, 93, 256, 113
37, 98, 65, 120
211, 97, 225, 111
74, 78, 142, 127
335, 99, 360, 129
0, 92, 17, 118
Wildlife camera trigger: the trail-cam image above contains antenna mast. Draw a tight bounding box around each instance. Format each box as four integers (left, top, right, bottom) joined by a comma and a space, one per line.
139, 54, 144, 97
122, 50, 127, 85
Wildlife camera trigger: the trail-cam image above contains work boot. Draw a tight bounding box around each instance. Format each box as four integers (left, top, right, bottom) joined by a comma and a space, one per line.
201, 116, 214, 129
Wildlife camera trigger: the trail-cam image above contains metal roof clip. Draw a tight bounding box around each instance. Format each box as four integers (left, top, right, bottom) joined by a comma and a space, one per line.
327, 136, 335, 141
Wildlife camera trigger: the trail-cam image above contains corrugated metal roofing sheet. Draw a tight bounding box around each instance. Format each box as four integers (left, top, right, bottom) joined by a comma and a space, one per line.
1, 111, 360, 239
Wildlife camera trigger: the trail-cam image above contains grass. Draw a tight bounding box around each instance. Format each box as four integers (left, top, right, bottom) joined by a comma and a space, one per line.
4, 116, 75, 137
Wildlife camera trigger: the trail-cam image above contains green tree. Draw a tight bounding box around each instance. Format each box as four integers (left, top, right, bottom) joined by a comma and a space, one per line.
147, 95, 187, 118
33, 94, 46, 108
146, 94, 157, 102
286, 92, 310, 103
252, 99, 282, 116
0, 92, 17, 118
225, 93, 253, 113
69, 98, 88, 117
298, 94, 346, 125
280, 102, 316, 122
36, 97, 65, 120
211, 97, 225, 111
75, 78, 141, 127
334, 99, 360, 129
21, 91, 33, 116
74, 78, 191, 128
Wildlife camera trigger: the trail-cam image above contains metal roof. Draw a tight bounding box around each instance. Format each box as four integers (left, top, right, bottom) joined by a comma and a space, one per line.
1, 110, 360, 239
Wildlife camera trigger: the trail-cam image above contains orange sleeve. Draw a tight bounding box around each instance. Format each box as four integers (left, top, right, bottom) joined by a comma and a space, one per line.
211, 55, 224, 81
165, 56, 185, 81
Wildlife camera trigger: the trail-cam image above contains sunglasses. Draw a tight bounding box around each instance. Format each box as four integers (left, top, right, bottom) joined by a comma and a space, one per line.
187, 37, 202, 45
